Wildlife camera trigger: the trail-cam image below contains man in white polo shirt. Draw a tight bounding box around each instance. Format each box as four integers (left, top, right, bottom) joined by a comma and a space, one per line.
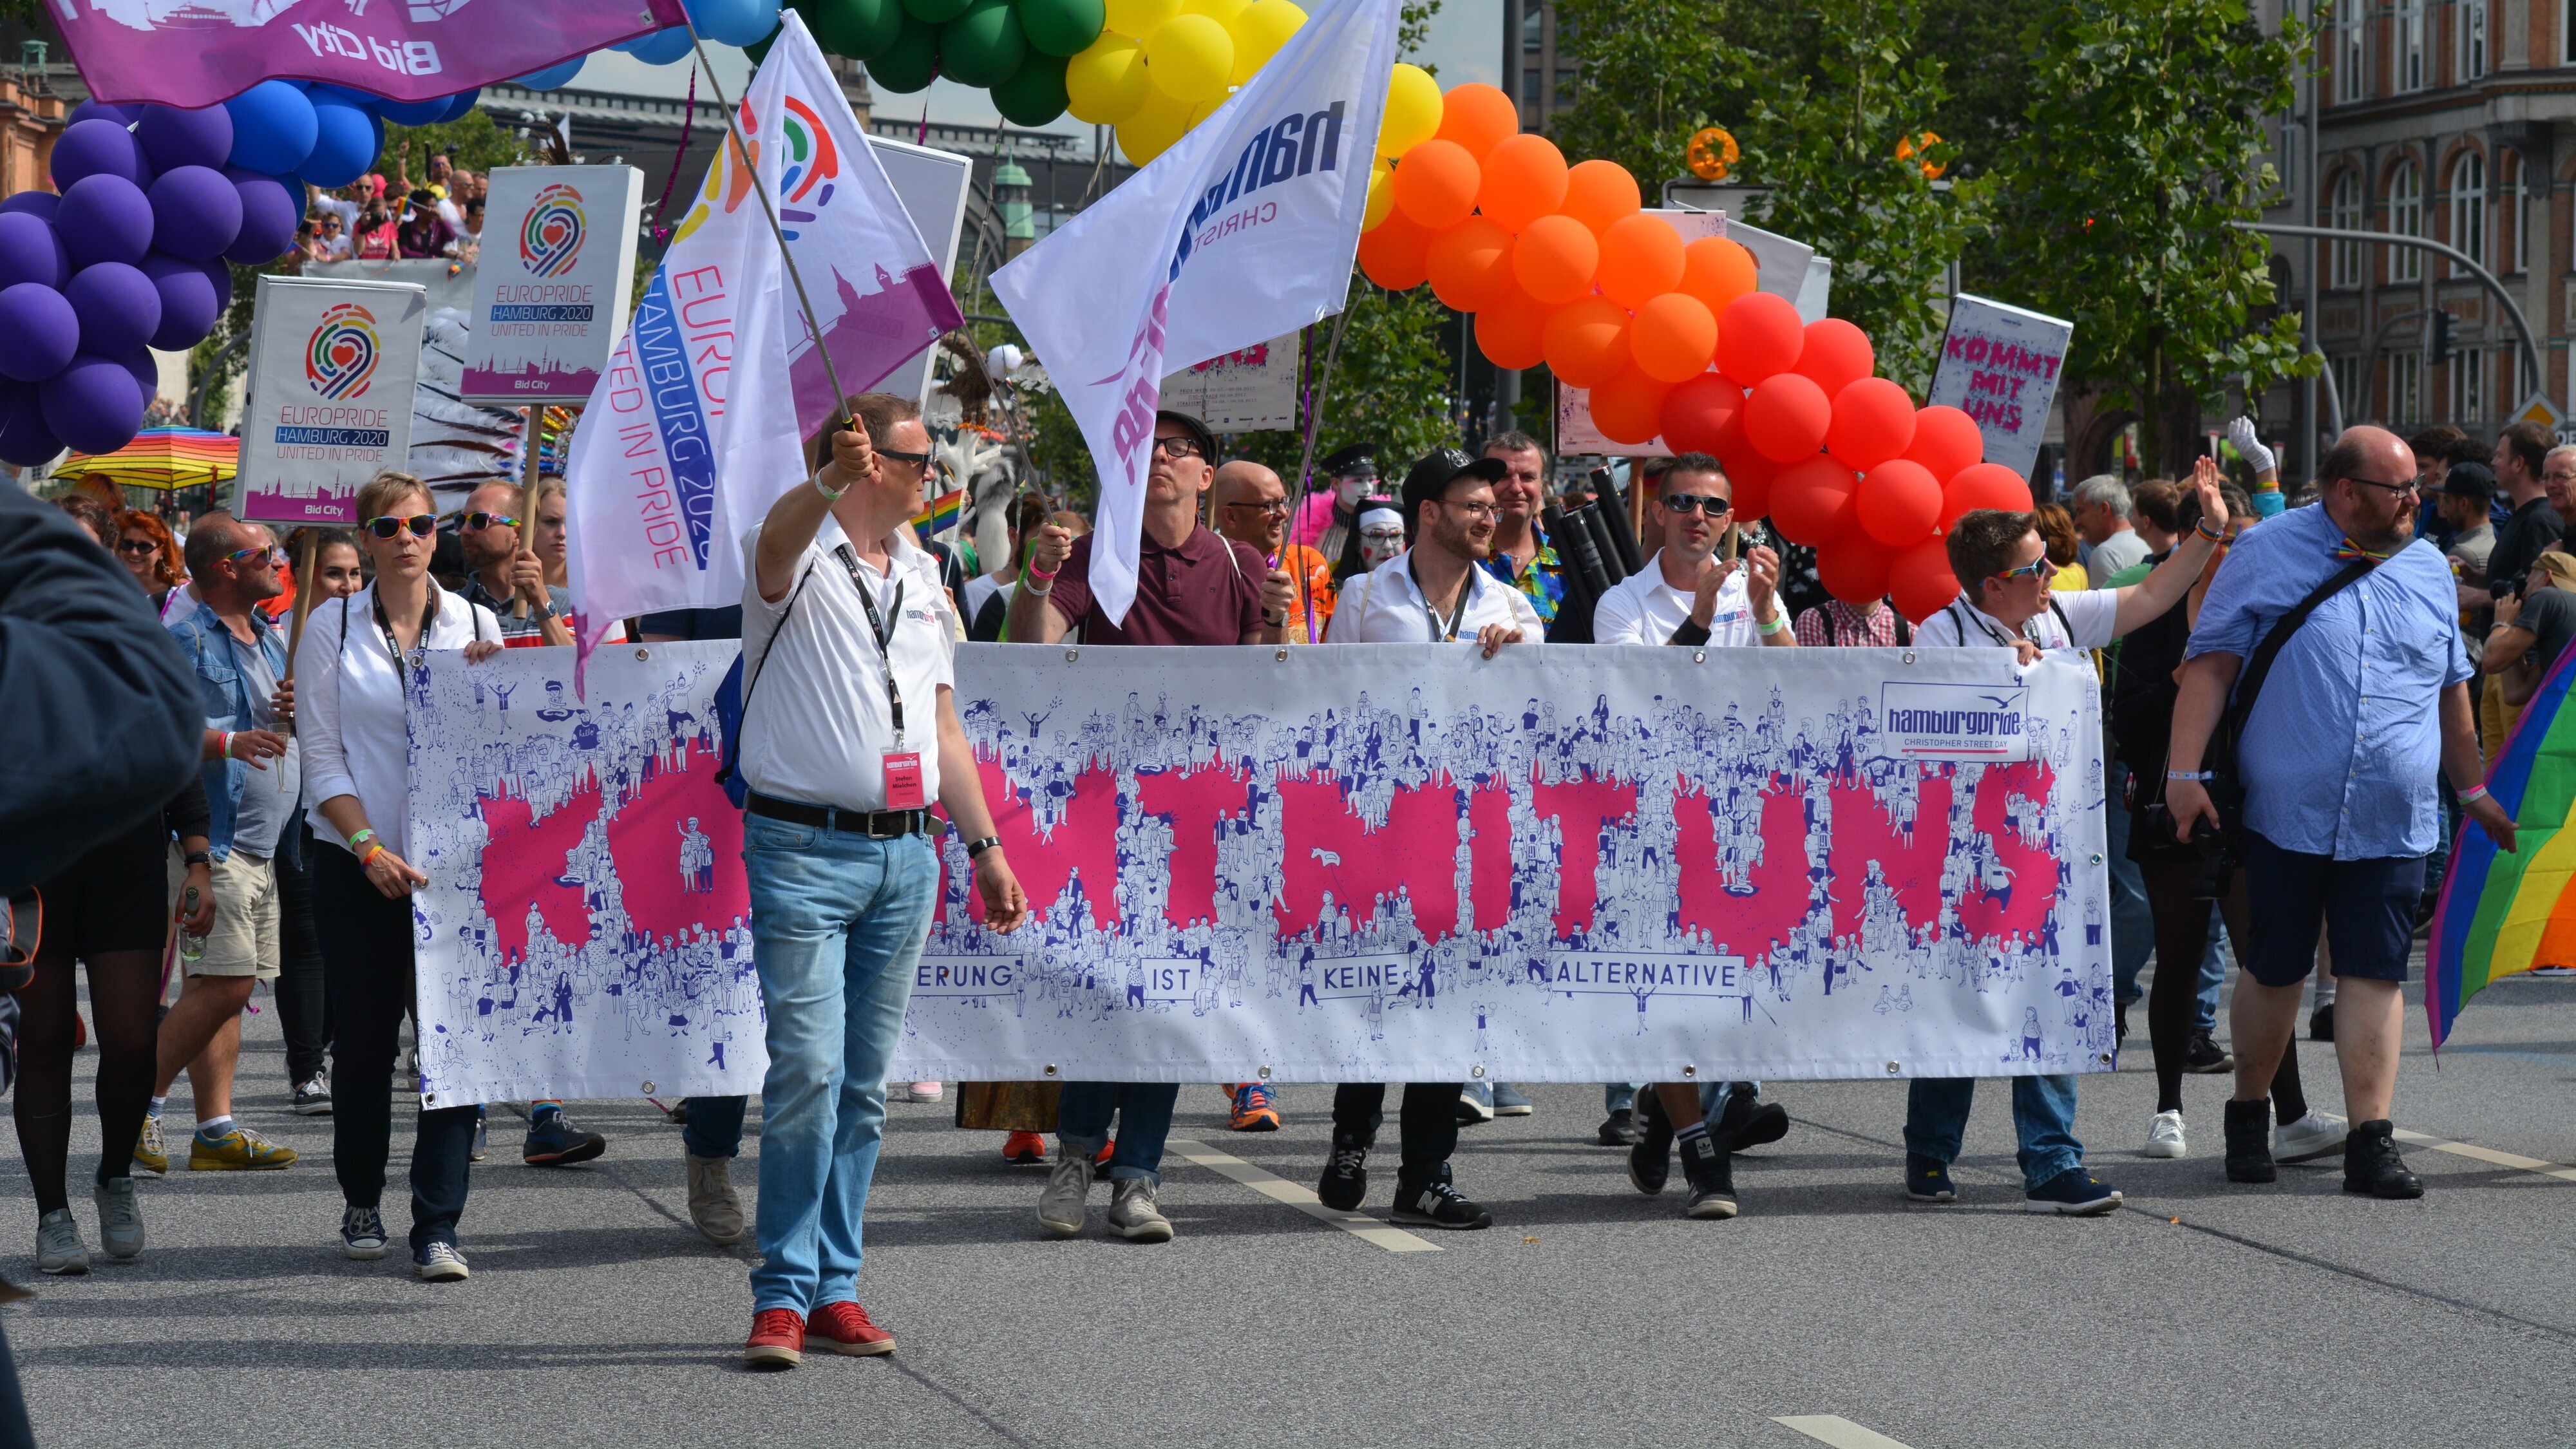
734, 391, 1030, 1370
1591, 451, 1798, 650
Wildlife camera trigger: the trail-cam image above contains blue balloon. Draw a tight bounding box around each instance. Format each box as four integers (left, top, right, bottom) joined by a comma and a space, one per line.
135, 104, 234, 173
0, 192, 57, 223
65, 263, 162, 361
140, 252, 223, 352
623, 27, 696, 64
224, 169, 301, 265
514, 55, 587, 90
41, 354, 148, 456
66, 99, 138, 130
435, 88, 482, 124
688, 0, 782, 48
0, 283, 81, 384
150, 165, 245, 262
56, 175, 155, 270
0, 213, 68, 291
223, 80, 318, 175
300, 98, 378, 189
0, 384, 63, 469
51, 118, 146, 191
376, 94, 452, 126
117, 351, 160, 413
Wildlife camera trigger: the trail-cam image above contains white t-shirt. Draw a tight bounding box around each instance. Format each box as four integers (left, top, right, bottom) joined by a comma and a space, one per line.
1591, 549, 1759, 647
1326, 549, 1544, 643
738, 517, 959, 814
296, 582, 501, 863
1915, 589, 2118, 650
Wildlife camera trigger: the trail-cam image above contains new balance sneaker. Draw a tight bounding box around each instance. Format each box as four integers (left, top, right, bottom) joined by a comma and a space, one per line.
1490, 1083, 1533, 1117
1903, 1153, 1956, 1203
2023, 1167, 2123, 1215
811, 1300, 897, 1356
1709, 1088, 1790, 1155
522, 1108, 607, 1166
35, 1209, 88, 1275
2143, 1109, 2187, 1159
2273, 1110, 2349, 1164
1626, 1091, 1674, 1195
1001, 1131, 1047, 1165
132, 1116, 167, 1176
190, 1124, 298, 1171
1229, 1082, 1281, 1132
340, 1204, 389, 1260
1456, 1080, 1495, 1125
413, 1242, 470, 1282
687, 1153, 744, 1245
1038, 1148, 1095, 1236
1105, 1179, 1174, 1242
2342, 1119, 2424, 1199
1595, 1108, 1642, 1146
2184, 1031, 2234, 1074
92, 1176, 143, 1260
2223, 1098, 2277, 1184
1317, 1133, 1369, 1212
905, 1081, 944, 1104
291, 1074, 333, 1116
1678, 1131, 1738, 1220
746, 1307, 805, 1370
1390, 1169, 1492, 1230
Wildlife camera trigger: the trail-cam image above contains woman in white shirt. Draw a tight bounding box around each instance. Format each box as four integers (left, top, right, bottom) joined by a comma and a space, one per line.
296, 471, 503, 1280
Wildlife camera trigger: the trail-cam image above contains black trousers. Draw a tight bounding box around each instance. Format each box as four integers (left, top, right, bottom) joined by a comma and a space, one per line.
2139, 858, 2306, 1122
270, 829, 333, 1085
312, 844, 477, 1252
1331, 1083, 1459, 1183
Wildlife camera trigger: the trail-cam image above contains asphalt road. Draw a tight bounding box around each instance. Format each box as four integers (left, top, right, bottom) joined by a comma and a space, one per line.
8, 970, 2575, 1449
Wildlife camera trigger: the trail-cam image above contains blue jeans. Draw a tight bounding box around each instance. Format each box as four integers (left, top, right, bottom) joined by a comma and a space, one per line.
1057, 1083, 1179, 1185
2193, 914, 2228, 1034
1902, 1074, 2083, 1192
2105, 762, 2156, 1008
741, 817, 938, 1314
682, 1095, 746, 1159
1603, 1083, 1642, 1114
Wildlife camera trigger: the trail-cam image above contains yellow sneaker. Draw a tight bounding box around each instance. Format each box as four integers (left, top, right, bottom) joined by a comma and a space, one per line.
189, 1124, 298, 1171
132, 1116, 168, 1176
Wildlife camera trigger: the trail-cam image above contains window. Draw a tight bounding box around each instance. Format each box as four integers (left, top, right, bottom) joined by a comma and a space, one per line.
2331, 354, 2363, 421
2397, 0, 2425, 92
1521, 1, 1543, 50
2453, 346, 2487, 425
2329, 171, 2363, 286
2463, 0, 2487, 79
2499, 150, 2520, 272
2338, 0, 2365, 102
2391, 352, 2423, 424
1523, 66, 1543, 106
2452, 151, 2485, 272
2389, 161, 2423, 281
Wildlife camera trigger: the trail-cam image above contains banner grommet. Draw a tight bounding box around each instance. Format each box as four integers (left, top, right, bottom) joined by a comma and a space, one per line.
1275, 649, 1289, 661
1680, 1064, 1696, 1078
641, 1080, 655, 1094
1043, 1064, 1059, 1076
1692, 650, 1705, 663
1886, 1061, 1901, 1075
1064, 649, 1080, 663
634, 649, 650, 661
1468, 1064, 1485, 1079
1258, 1065, 1273, 1080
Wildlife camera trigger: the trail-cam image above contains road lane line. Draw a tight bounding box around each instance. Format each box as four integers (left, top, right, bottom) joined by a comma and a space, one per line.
2391, 1128, 2576, 1184
1772, 1414, 1915, 1448
1164, 1137, 1442, 1253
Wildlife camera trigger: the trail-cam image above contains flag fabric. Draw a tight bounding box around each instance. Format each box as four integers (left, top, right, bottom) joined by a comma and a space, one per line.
563, 8, 956, 670
56, 0, 686, 109
911, 488, 965, 545
2427, 644, 2576, 1047
989, 0, 1397, 626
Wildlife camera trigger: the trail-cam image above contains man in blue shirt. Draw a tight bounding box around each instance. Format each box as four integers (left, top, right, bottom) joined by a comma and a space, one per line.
2164, 426, 2516, 1198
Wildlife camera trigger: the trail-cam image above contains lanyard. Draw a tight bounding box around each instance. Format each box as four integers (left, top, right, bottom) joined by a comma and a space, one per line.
1409, 557, 1472, 642
833, 544, 907, 744
374, 587, 436, 670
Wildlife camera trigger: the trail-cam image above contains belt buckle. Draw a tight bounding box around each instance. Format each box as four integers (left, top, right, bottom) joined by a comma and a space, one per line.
867, 811, 905, 840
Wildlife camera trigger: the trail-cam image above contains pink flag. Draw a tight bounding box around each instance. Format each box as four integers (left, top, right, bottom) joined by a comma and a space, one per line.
57, 0, 689, 109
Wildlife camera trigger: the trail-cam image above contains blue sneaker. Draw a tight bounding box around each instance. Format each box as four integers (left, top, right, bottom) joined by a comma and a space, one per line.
1903, 1153, 1956, 1203
1490, 1082, 1533, 1117
2023, 1166, 2123, 1215
341, 1204, 388, 1260
1456, 1081, 1495, 1126
522, 1108, 607, 1166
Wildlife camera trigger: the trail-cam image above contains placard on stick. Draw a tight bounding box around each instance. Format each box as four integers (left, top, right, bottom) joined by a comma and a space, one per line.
233, 276, 428, 527
1926, 294, 2072, 478
462, 166, 644, 404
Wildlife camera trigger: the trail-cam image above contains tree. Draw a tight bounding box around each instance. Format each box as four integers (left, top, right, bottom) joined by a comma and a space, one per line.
1991, 0, 2312, 477
1545, 0, 1800, 186
1237, 276, 1457, 491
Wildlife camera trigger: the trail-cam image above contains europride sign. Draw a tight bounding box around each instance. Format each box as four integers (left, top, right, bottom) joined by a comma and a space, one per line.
235, 275, 426, 527
463, 166, 645, 405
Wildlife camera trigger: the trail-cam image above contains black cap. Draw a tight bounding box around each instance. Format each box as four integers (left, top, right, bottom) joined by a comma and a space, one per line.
1399, 447, 1509, 524
2442, 460, 2497, 501
1155, 408, 1217, 464
1321, 442, 1379, 480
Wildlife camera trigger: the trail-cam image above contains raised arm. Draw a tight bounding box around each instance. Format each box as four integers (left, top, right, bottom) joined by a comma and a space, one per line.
755, 424, 875, 603
2113, 456, 2229, 638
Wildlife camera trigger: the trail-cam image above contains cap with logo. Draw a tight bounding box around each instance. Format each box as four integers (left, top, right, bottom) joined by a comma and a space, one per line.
1398, 447, 1509, 526
1321, 442, 1380, 481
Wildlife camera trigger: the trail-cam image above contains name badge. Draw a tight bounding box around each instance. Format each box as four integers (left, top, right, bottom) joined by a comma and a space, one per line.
882, 750, 927, 811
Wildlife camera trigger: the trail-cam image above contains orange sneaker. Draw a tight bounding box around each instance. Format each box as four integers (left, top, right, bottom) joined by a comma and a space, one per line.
1095, 1139, 1114, 1168
811, 1300, 897, 1356
1219, 1083, 1240, 1106
745, 1307, 804, 1370
1229, 1083, 1281, 1132
1002, 1131, 1046, 1164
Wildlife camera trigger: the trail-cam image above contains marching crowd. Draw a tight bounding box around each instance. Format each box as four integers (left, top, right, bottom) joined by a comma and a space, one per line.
0, 393, 2526, 1368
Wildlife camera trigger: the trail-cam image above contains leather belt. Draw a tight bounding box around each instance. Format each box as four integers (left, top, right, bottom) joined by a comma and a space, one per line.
744, 791, 932, 839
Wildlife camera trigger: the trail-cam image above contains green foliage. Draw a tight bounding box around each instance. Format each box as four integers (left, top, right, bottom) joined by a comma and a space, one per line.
1238, 278, 1457, 489
374, 109, 540, 181
1920, 0, 2050, 180
1545, 0, 1800, 184
1398, 0, 1441, 67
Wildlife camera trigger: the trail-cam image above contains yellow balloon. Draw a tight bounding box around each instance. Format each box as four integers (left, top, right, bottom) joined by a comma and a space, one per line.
1104, 0, 1179, 38
1362, 159, 1392, 231
1067, 33, 1151, 124
1143, 13, 1235, 104
1181, 0, 1249, 26
1227, 0, 1303, 85
1379, 61, 1441, 160
1117, 86, 1195, 165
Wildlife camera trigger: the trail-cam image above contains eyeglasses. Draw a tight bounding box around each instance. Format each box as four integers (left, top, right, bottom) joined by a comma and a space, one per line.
116, 538, 158, 556
873, 446, 932, 468
1150, 435, 1203, 460
1224, 498, 1291, 515
363, 514, 437, 540
226, 545, 285, 567
1662, 493, 1733, 516
1991, 555, 2056, 584
1435, 500, 1499, 520
460, 511, 520, 533
2342, 475, 2421, 498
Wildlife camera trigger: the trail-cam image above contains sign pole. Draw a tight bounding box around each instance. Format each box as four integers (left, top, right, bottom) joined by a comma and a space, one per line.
515, 405, 538, 618
283, 526, 320, 688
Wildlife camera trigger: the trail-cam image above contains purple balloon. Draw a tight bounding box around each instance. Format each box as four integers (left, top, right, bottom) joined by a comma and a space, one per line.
0, 385, 62, 468
224, 169, 300, 265
0, 191, 59, 224
0, 283, 80, 383
140, 252, 223, 351
41, 354, 147, 456
50, 118, 146, 191
56, 174, 154, 270
65, 263, 162, 360
377, 93, 450, 126
147, 164, 243, 262
66, 99, 139, 129
300, 99, 377, 189
0, 212, 68, 291
135, 104, 234, 174
117, 350, 162, 413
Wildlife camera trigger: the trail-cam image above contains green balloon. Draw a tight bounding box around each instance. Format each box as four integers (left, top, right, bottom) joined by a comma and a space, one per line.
1015, 0, 1104, 58
902, 0, 973, 24
940, 0, 1025, 88
870, 13, 942, 91
817, 0, 907, 58
992, 49, 1069, 126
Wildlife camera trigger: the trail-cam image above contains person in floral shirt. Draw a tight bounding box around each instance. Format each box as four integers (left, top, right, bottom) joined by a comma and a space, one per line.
1477, 431, 1565, 630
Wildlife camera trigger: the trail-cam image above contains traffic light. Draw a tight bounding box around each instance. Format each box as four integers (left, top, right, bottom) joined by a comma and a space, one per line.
2431, 309, 2454, 368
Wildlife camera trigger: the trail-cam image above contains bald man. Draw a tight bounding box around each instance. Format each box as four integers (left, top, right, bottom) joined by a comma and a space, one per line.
1211, 459, 1334, 643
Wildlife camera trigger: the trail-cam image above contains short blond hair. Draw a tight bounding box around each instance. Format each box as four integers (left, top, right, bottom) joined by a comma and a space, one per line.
354, 469, 433, 521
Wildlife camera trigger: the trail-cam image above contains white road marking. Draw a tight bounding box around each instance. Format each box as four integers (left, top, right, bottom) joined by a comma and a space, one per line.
2391, 1128, 2576, 1184
1164, 1137, 1442, 1253
1772, 1414, 1915, 1448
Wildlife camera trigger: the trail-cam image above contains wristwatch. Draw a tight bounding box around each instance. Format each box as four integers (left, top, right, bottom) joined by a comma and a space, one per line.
963, 836, 1003, 860
183, 849, 212, 867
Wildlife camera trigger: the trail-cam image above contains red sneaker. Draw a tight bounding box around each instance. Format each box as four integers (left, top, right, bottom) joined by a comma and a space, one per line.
1094, 1139, 1114, 1168
1002, 1131, 1046, 1164
811, 1300, 897, 1356
745, 1307, 804, 1370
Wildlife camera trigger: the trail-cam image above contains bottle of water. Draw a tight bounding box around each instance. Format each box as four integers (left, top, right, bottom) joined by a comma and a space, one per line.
178, 886, 207, 965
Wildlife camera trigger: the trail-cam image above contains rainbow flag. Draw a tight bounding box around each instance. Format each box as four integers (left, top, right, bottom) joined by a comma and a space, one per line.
2428, 644, 2576, 1048
910, 488, 965, 546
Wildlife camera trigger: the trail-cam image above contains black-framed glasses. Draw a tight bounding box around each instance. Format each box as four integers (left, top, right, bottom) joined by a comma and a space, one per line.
227, 545, 285, 567
1224, 498, 1292, 515
363, 514, 437, 540
1435, 500, 1499, 521
874, 446, 932, 468
2343, 475, 2421, 498
460, 511, 520, 533
115, 537, 158, 556
1662, 493, 1733, 516
1150, 435, 1202, 460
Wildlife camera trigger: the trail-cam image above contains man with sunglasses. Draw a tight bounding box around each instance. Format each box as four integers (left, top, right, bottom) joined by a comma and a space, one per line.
457, 480, 574, 648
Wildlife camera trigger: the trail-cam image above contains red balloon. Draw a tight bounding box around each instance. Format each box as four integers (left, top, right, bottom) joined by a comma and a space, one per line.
1588, 363, 1672, 446
1744, 371, 1830, 462
1720, 446, 1781, 521
1357, 211, 1433, 290
1425, 216, 1515, 311
1855, 458, 1940, 547
1904, 404, 1982, 484
1542, 295, 1631, 388
1826, 376, 1917, 470
1794, 317, 1873, 396
1890, 536, 1960, 622
1714, 290, 1804, 384
1940, 461, 2035, 528
1473, 282, 1551, 370
1817, 533, 1897, 605
1767, 454, 1858, 545
1660, 372, 1745, 456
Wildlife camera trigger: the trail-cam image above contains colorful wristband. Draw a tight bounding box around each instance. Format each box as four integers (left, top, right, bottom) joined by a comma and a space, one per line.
2166, 770, 2213, 782
220, 730, 234, 759
359, 843, 386, 868
2459, 783, 2491, 805
346, 828, 376, 851
1025, 562, 1060, 582
1758, 612, 1788, 634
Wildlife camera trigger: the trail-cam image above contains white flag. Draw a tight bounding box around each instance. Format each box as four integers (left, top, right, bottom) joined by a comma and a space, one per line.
991, 0, 1398, 625
565, 8, 958, 661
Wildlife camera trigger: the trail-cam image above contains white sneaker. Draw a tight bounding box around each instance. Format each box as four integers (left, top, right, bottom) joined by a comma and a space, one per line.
1106, 1179, 1175, 1242
1037, 1149, 1094, 1236
2143, 1110, 2186, 1158
414, 1242, 470, 1282
2273, 1110, 2350, 1163
905, 1081, 944, 1103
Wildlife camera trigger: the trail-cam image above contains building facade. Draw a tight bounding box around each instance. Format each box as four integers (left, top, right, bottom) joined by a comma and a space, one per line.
1502, 1, 1577, 134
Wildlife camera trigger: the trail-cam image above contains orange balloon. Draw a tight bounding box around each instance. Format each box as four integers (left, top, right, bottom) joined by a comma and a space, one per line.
1477, 133, 1568, 233
1795, 318, 1874, 396
1715, 290, 1804, 384
1588, 363, 1672, 446
1596, 213, 1685, 310
1940, 462, 2034, 527
1768, 455, 1859, 545
1561, 158, 1640, 236
1890, 535, 1960, 621
1473, 282, 1553, 370
1678, 236, 1756, 314
1356, 210, 1434, 290
1904, 404, 1984, 483
1629, 292, 1717, 383
1390, 138, 1480, 229
1542, 296, 1631, 388
1431, 81, 1519, 162
1511, 213, 1599, 304
1425, 216, 1515, 312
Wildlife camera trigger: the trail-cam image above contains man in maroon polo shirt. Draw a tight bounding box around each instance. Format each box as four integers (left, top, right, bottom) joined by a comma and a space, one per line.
1006, 409, 1292, 1242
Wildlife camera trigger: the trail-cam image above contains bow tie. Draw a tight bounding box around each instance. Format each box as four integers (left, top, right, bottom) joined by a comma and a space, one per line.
2334, 536, 2392, 563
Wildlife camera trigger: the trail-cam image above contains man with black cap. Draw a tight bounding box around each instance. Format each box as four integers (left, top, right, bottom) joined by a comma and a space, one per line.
1010, 409, 1294, 1243
1309, 448, 1539, 1230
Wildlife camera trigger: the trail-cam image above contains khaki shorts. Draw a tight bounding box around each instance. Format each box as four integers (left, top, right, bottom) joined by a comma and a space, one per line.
166, 846, 281, 980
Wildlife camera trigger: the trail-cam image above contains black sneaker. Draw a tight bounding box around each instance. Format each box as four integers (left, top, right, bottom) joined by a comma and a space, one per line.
2309, 1003, 2335, 1042
1709, 1088, 1788, 1155
1678, 1130, 1738, 1219
2342, 1119, 2424, 1199
523, 1109, 607, 1166
1903, 1153, 1955, 1203
1316, 1134, 1368, 1211
2222, 1097, 2276, 1184
1626, 1091, 1674, 1195
2023, 1167, 2122, 1215
1390, 1171, 1491, 1230
2114, 1005, 2128, 1044
2184, 1031, 2233, 1074
1596, 1108, 1642, 1146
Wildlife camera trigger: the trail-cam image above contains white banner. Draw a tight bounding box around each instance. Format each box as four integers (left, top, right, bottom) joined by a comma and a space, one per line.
232, 275, 427, 526
462, 165, 645, 404
1159, 331, 1302, 433
1927, 293, 2072, 478
991, 0, 1399, 625
405, 644, 2114, 1103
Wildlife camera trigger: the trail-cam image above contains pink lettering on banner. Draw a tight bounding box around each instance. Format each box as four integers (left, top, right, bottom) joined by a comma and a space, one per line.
1273, 772, 1467, 940
1826, 773, 1953, 942
1466, 779, 1513, 932
1529, 767, 1639, 938
1957, 760, 2060, 941
1674, 779, 1813, 963
603, 740, 750, 947
972, 756, 1122, 927
477, 775, 604, 967
1134, 763, 1253, 929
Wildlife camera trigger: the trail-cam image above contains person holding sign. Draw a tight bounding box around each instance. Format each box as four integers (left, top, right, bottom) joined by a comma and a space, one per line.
736, 393, 1028, 1369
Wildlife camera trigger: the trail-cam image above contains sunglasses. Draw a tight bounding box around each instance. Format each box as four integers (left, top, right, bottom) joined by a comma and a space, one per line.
363, 514, 437, 540
227, 545, 285, 567
1662, 493, 1732, 516
1991, 555, 2056, 583
460, 511, 520, 533
1150, 435, 1203, 460
116, 538, 158, 556
873, 446, 932, 468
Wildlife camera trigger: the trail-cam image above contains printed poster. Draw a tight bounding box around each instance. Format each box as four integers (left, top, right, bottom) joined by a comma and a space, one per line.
462, 166, 645, 404
1927, 294, 2074, 478
232, 274, 426, 527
